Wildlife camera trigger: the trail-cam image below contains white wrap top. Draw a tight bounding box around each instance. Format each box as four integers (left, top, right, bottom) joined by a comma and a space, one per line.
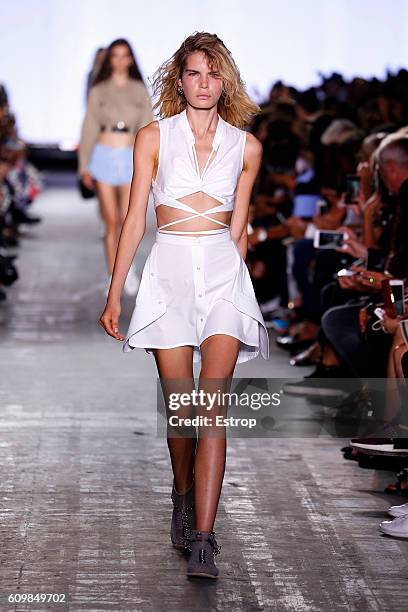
151, 109, 247, 234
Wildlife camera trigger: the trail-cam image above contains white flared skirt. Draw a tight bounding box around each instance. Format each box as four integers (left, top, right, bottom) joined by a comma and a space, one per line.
122, 228, 269, 364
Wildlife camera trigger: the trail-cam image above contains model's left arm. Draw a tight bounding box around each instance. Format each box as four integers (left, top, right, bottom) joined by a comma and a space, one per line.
230, 131, 263, 260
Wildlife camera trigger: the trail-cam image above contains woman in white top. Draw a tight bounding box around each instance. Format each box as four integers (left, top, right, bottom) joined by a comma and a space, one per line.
98, 32, 269, 579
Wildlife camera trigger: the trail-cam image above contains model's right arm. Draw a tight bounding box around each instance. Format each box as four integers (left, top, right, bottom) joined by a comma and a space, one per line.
108, 120, 157, 297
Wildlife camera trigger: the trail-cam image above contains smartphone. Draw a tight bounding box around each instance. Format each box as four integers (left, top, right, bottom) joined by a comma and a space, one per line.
337, 268, 357, 278
314, 230, 345, 249
391, 280, 405, 316
382, 278, 405, 318
352, 257, 366, 268
366, 248, 387, 272
316, 199, 329, 216
345, 174, 361, 204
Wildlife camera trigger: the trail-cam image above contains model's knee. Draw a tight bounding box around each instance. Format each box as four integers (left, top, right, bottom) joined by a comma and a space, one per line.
103, 222, 117, 239
200, 366, 234, 380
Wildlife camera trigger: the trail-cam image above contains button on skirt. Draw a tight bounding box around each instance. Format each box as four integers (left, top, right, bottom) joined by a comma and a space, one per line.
122, 228, 269, 364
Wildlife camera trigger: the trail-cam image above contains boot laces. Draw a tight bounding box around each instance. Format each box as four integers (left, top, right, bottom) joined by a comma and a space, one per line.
187, 531, 221, 556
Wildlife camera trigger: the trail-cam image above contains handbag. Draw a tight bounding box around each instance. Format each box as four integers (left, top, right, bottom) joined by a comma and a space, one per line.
78, 177, 95, 199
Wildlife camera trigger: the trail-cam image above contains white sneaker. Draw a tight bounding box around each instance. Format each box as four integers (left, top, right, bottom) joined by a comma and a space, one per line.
388, 502, 408, 518
350, 441, 408, 455
123, 267, 140, 296
380, 514, 408, 538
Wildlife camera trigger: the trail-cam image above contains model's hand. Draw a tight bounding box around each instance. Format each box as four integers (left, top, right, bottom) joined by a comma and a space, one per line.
98, 302, 124, 340
81, 172, 95, 191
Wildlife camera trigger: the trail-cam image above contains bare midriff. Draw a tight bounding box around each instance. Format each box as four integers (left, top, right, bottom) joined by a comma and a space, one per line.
97, 131, 136, 148
152, 160, 232, 236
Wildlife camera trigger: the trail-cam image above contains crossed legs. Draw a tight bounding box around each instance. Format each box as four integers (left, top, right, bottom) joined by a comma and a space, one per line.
153, 334, 240, 532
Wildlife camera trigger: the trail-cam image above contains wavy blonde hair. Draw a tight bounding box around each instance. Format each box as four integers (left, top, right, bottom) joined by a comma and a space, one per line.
149, 31, 260, 128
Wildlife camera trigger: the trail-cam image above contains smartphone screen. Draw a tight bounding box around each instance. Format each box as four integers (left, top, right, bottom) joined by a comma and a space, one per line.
345, 174, 361, 203
314, 230, 345, 249
366, 248, 387, 272
391, 281, 405, 316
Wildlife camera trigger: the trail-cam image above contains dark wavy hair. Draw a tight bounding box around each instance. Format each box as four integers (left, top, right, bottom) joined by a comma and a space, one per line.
92, 38, 145, 85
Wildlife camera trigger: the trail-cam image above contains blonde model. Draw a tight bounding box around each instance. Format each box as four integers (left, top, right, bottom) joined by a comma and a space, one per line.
99, 32, 269, 579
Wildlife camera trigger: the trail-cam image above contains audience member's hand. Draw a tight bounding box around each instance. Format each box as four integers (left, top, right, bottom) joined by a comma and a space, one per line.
348, 203, 363, 218
357, 160, 373, 205
350, 264, 367, 274
286, 217, 307, 239
338, 226, 357, 240
381, 312, 400, 335
362, 191, 381, 213
358, 269, 389, 290
337, 238, 368, 259
338, 274, 368, 292
357, 160, 371, 184
313, 195, 348, 229
337, 265, 386, 293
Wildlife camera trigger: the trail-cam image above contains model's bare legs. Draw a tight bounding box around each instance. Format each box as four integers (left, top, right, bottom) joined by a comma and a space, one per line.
152, 346, 197, 494
95, 181, 119, 274
195, 334, 240, 532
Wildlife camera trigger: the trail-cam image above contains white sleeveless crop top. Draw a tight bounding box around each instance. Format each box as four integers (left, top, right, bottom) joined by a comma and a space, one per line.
151, 108, 247, 234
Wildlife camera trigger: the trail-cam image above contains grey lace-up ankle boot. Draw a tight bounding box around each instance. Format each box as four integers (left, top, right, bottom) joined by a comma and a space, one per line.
186, 529, 222, 579
170, 478, 196, 551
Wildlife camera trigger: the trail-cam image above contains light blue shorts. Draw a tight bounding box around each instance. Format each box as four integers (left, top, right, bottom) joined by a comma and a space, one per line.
88, 143, 133, 186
